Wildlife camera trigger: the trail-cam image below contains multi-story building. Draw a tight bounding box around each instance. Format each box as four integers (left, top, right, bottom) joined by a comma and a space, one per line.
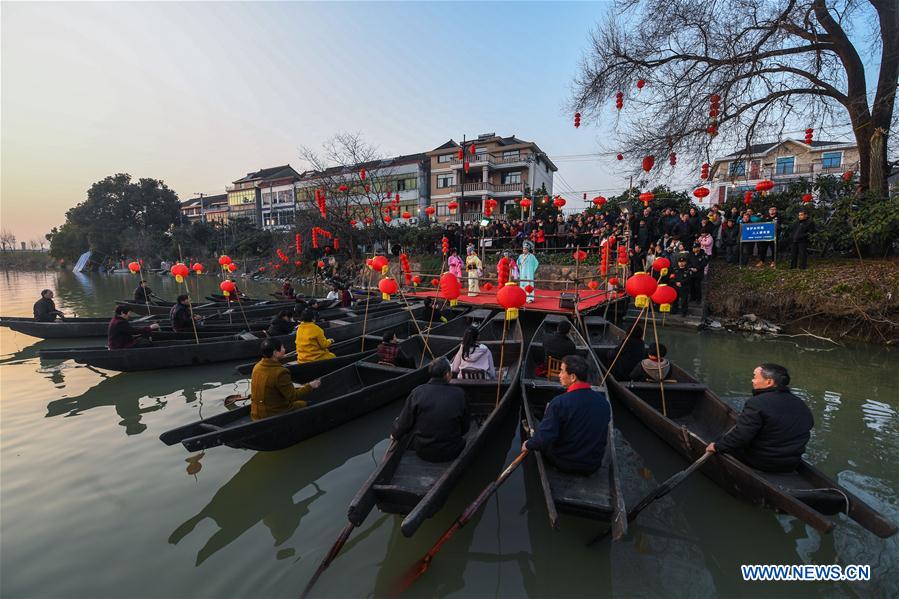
227, 165, 302, 228
296, 153, 429, 224
180, 197, 204, 222
707, 138, 858, 206
428, 133, 557, 222
179, 193, 229, 224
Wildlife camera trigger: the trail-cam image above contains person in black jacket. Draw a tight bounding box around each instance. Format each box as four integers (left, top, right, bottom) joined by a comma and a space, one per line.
706, 363, 814, 472
133, 281, 155, 304
107, 305, 159, 349
266, 310, 295, 337
687, 244, 709, 301
543, 320, 576, 364
672, 213, 694, 248
33, 289, 65, 322
168, 295, 199, 332
721, 219, 739, 264
612, 327, 647, 380
789, 210, 815, 270
667, 257, 692, 316
391, 357, 470, 462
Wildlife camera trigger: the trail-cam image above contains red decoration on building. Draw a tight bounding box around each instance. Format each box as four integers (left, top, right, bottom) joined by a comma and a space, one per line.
574, 112, 581, 128
593, 196, 607, 207
642, 155, 655, 172
693, 187, 710, 199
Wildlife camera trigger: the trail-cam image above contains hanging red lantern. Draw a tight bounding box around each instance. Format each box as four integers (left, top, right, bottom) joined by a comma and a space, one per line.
370, 255, 389, 274
625, 272, 658, 308
378, 277, 398, 300
170, 263, 189, 283
219, 280, 236, 297
441, 237, 449, 255
218, 255, 232, 267
651, 257, 671, 276
447, 201, 459, 214
710, 93, 721, 104
496, 282, 527, 320
412, 275, 422, 286
519, 198, 532, 210
359, 168, 367, 181
524, 285, 534, 294
641, 155, 655, 173
350, 219, 357, 227
463, 161, 470, 173
363, 216, 373, 226
128, 261, 141, 274
469, 144, 476, 155
553, 196, 566, 208
456, 148, 464, 160
573, 250, 587, 262
636, 79, 646, 89
755, 179, 775, 193
707, 124, 719, 136
317, 260, 325, 269
573, 112, 581, 128
383, 215, 392, 223
439, 272, 462, 307
485, 198, 498, 209
615, 91, 623, 110
802, 193, 813, 203
609, 277, 619, 287
651, 284, 678, 313
805, 128, 814, 144
592, 196, 607, 207
617, 153, 624, 161
701, 163, 710, 179
338, 184, 349, 192
617, 246, 629, 265
402, 211, 411, 219
295, 260, 302, 267
744, 191, 753, 206
587, 281, 599, 290
842, 171, 854, 182
191, 262, 204, 273
639, 191, 654, 205
669, 152, 677, 166
425, 206, 436, 217
693, 187, 710, 199
431, 278, 440, 286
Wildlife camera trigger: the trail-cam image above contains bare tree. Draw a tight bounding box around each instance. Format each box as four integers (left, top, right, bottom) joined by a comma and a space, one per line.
297, 133, 407, 258
570, 0, 898, 194
28, 239, 40, 251
0, 229, 16, 251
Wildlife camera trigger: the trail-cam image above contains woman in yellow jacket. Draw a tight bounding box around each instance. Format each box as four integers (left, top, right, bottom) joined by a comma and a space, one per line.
294, 309, 336, 363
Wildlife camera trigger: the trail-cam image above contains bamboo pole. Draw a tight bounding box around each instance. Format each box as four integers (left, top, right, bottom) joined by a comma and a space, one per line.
648, 302, 668, 417
494, 316, 507, 407
360, 266, 374, 352
598, 306, 646, 388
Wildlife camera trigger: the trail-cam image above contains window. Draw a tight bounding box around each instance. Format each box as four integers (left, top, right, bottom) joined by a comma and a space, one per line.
729, 161, 746, 176
502, 150, 520, 160
775, 156, 794, 174
821, 151, 842, 168
502, 172, 521, 185
437, 153, 453, 163
396, 177, 417, 191
437, 174, 455, 188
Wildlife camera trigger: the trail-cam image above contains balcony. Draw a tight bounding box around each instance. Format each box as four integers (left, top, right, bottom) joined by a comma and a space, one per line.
434, 152, 533, 172
717, 161, 857, 184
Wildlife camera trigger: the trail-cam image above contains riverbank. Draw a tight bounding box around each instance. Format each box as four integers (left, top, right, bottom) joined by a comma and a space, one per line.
0, 250, 60, 271
705, 258, 899, 345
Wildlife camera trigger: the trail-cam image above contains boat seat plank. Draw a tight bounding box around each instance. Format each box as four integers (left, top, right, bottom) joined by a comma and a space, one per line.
355, 362, 414, 374
625, 382, 708, 392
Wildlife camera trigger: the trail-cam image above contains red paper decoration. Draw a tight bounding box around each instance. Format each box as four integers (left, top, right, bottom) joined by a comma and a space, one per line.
642, 155, 655, 173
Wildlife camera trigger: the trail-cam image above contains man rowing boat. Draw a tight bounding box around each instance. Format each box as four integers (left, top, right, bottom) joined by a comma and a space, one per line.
250, 339, 321, 421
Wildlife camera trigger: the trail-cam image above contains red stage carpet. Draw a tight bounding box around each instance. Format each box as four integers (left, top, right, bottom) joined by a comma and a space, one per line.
404, 288, 625, 314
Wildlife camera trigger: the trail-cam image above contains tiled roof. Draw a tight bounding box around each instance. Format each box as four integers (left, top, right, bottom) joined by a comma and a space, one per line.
297, 153, 427, 181
720, 139, 851, 160
233, 165, 302, 184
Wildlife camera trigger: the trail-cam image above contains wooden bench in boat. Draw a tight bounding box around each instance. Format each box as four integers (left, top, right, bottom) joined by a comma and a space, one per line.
355, 362, 414, 375
624, 381, 708, 392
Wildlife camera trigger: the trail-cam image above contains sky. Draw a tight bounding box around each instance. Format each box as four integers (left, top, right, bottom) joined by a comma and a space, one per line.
0, 1, 868, 242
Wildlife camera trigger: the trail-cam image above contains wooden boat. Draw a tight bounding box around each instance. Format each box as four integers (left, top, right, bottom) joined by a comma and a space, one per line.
114, 300, 230, 316
232, 307, 473, 376
583, 314, 897, 539
0, 315, 156, 339
520, 314, 627, 538
347, 311, 523, 538
158, 309, 497, 452
37, 306, 423, 372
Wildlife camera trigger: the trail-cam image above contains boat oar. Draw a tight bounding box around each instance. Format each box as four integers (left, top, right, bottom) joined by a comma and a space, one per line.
393, 450, 528, 593
586, 450, 714, 546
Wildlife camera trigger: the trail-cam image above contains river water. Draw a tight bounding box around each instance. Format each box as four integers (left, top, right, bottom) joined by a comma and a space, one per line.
1, 270, 896, 598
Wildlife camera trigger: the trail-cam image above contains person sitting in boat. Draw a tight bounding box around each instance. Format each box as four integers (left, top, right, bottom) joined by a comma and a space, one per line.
266, 309, 295, 337
629, 343, 671, 382
521, 354, 610, 475
612, 327, 646, 381
251, 338, 321, 421
294, 309, 335, 363
133, 280, 157, 304
706, 363, 814, 472
376, 331, 411, 367
543, 320, 576, 364
281, 281, 295, 299
423, 297, 449, 323
325, 283, 340, 301
390, 357, 470, 462
339, 284, 353, 308
33, 289, 65, 322
451, 326, 496, 379
107, 305, 160, 349
169, 295, 200, 332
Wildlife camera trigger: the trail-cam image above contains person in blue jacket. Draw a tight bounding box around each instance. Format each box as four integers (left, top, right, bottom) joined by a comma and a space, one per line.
521, 354, 611, 474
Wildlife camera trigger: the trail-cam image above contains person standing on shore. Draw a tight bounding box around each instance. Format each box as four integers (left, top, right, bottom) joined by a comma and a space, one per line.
465, 245, 482, 296
448, 249, 463, 279
517, 241, 539, 304
789, 210, 815, 270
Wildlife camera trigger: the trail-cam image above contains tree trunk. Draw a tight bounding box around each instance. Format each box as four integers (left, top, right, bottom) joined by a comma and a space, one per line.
869, 128, 885, 197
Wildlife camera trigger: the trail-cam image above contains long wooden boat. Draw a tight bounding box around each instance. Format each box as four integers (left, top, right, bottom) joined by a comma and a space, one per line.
232, 307, 473, 376
347, 311, 523, 538
159, 309, 497, 452
36, 306, 424, 372
0, 315, 157, 339
583, 314, 897, 538
520, 314, 627, 538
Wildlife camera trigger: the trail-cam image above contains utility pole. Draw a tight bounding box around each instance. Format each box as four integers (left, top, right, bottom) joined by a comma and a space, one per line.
194, 192, 206, 223
459, 134, 466, 254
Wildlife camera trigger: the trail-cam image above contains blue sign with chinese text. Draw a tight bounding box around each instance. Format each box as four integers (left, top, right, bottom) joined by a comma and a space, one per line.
740, 222, 776, 242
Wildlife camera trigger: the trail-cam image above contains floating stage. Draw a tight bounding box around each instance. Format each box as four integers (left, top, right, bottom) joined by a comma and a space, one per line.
403, 288, 626, 315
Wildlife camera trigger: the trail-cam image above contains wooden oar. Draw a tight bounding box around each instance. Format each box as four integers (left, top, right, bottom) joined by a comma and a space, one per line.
393, 450, 528, 593
301, 439, 398, 599
586, 450, 714, 546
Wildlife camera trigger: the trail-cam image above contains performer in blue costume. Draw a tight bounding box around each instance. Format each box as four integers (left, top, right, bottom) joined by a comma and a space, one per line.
517, 240, 539, 303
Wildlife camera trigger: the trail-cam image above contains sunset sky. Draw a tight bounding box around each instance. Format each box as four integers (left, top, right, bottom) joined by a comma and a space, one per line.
1, 2, 863, 242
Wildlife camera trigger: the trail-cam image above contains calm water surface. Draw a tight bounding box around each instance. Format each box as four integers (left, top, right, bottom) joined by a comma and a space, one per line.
1, 270, 896, 598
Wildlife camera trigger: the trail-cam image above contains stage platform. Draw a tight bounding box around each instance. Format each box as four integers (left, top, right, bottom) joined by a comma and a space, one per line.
404, 288, 626, 315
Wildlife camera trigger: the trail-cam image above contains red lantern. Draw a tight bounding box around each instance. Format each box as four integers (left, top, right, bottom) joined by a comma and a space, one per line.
425, 206, 436, 217
401, 211, 411, 219
802, 193, 813, 203
447, 201, 459, 214
228, 263, 237, 272
553, 196, 566, 208
496, 282, 527, 320
639, 191, 654, 205
463, 161, 470, 173
383, 215, 392, 223
642, 155, 655, 173
707, 124, 718, 136
295, 260, 302, 266
431, 278, 440, 286
625, 272, 658, 308
519, 198, 532, 210
170, 262, 189, 283
219, 280, 236, 297
636, 79, 646, 89
804, 128, 813, 144
592, 196, 607, 208
615, 91, 623, 110
439, 272, 462, 306
744, 191, 754, 205
370, 255, 389, 273
218, 255, 232, 266
469, 144, 476, 155
359, 168, 367, 181
338, 184, 348, 193
191, 263, 204, 273
587, 281, 599, 290
573, 112, 581, 128
842, 171, 853, 182
412, 275, 422, 286
617, 153, 624, 161
609, 277, 619, 287
651, 284, 678, 312
317, 260, 325, 269
755, 179, 774, 193
482, 282, 493, 291
524, 284, 534, 294
693, 187, 710, 199
669, 152, 677, 166
128, 261, 141, 274
701, 163, 710, 179
573, 250, 587, 262
378, 277, 398, 300
363, 216, 373, 226
651, 257, 670, 276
